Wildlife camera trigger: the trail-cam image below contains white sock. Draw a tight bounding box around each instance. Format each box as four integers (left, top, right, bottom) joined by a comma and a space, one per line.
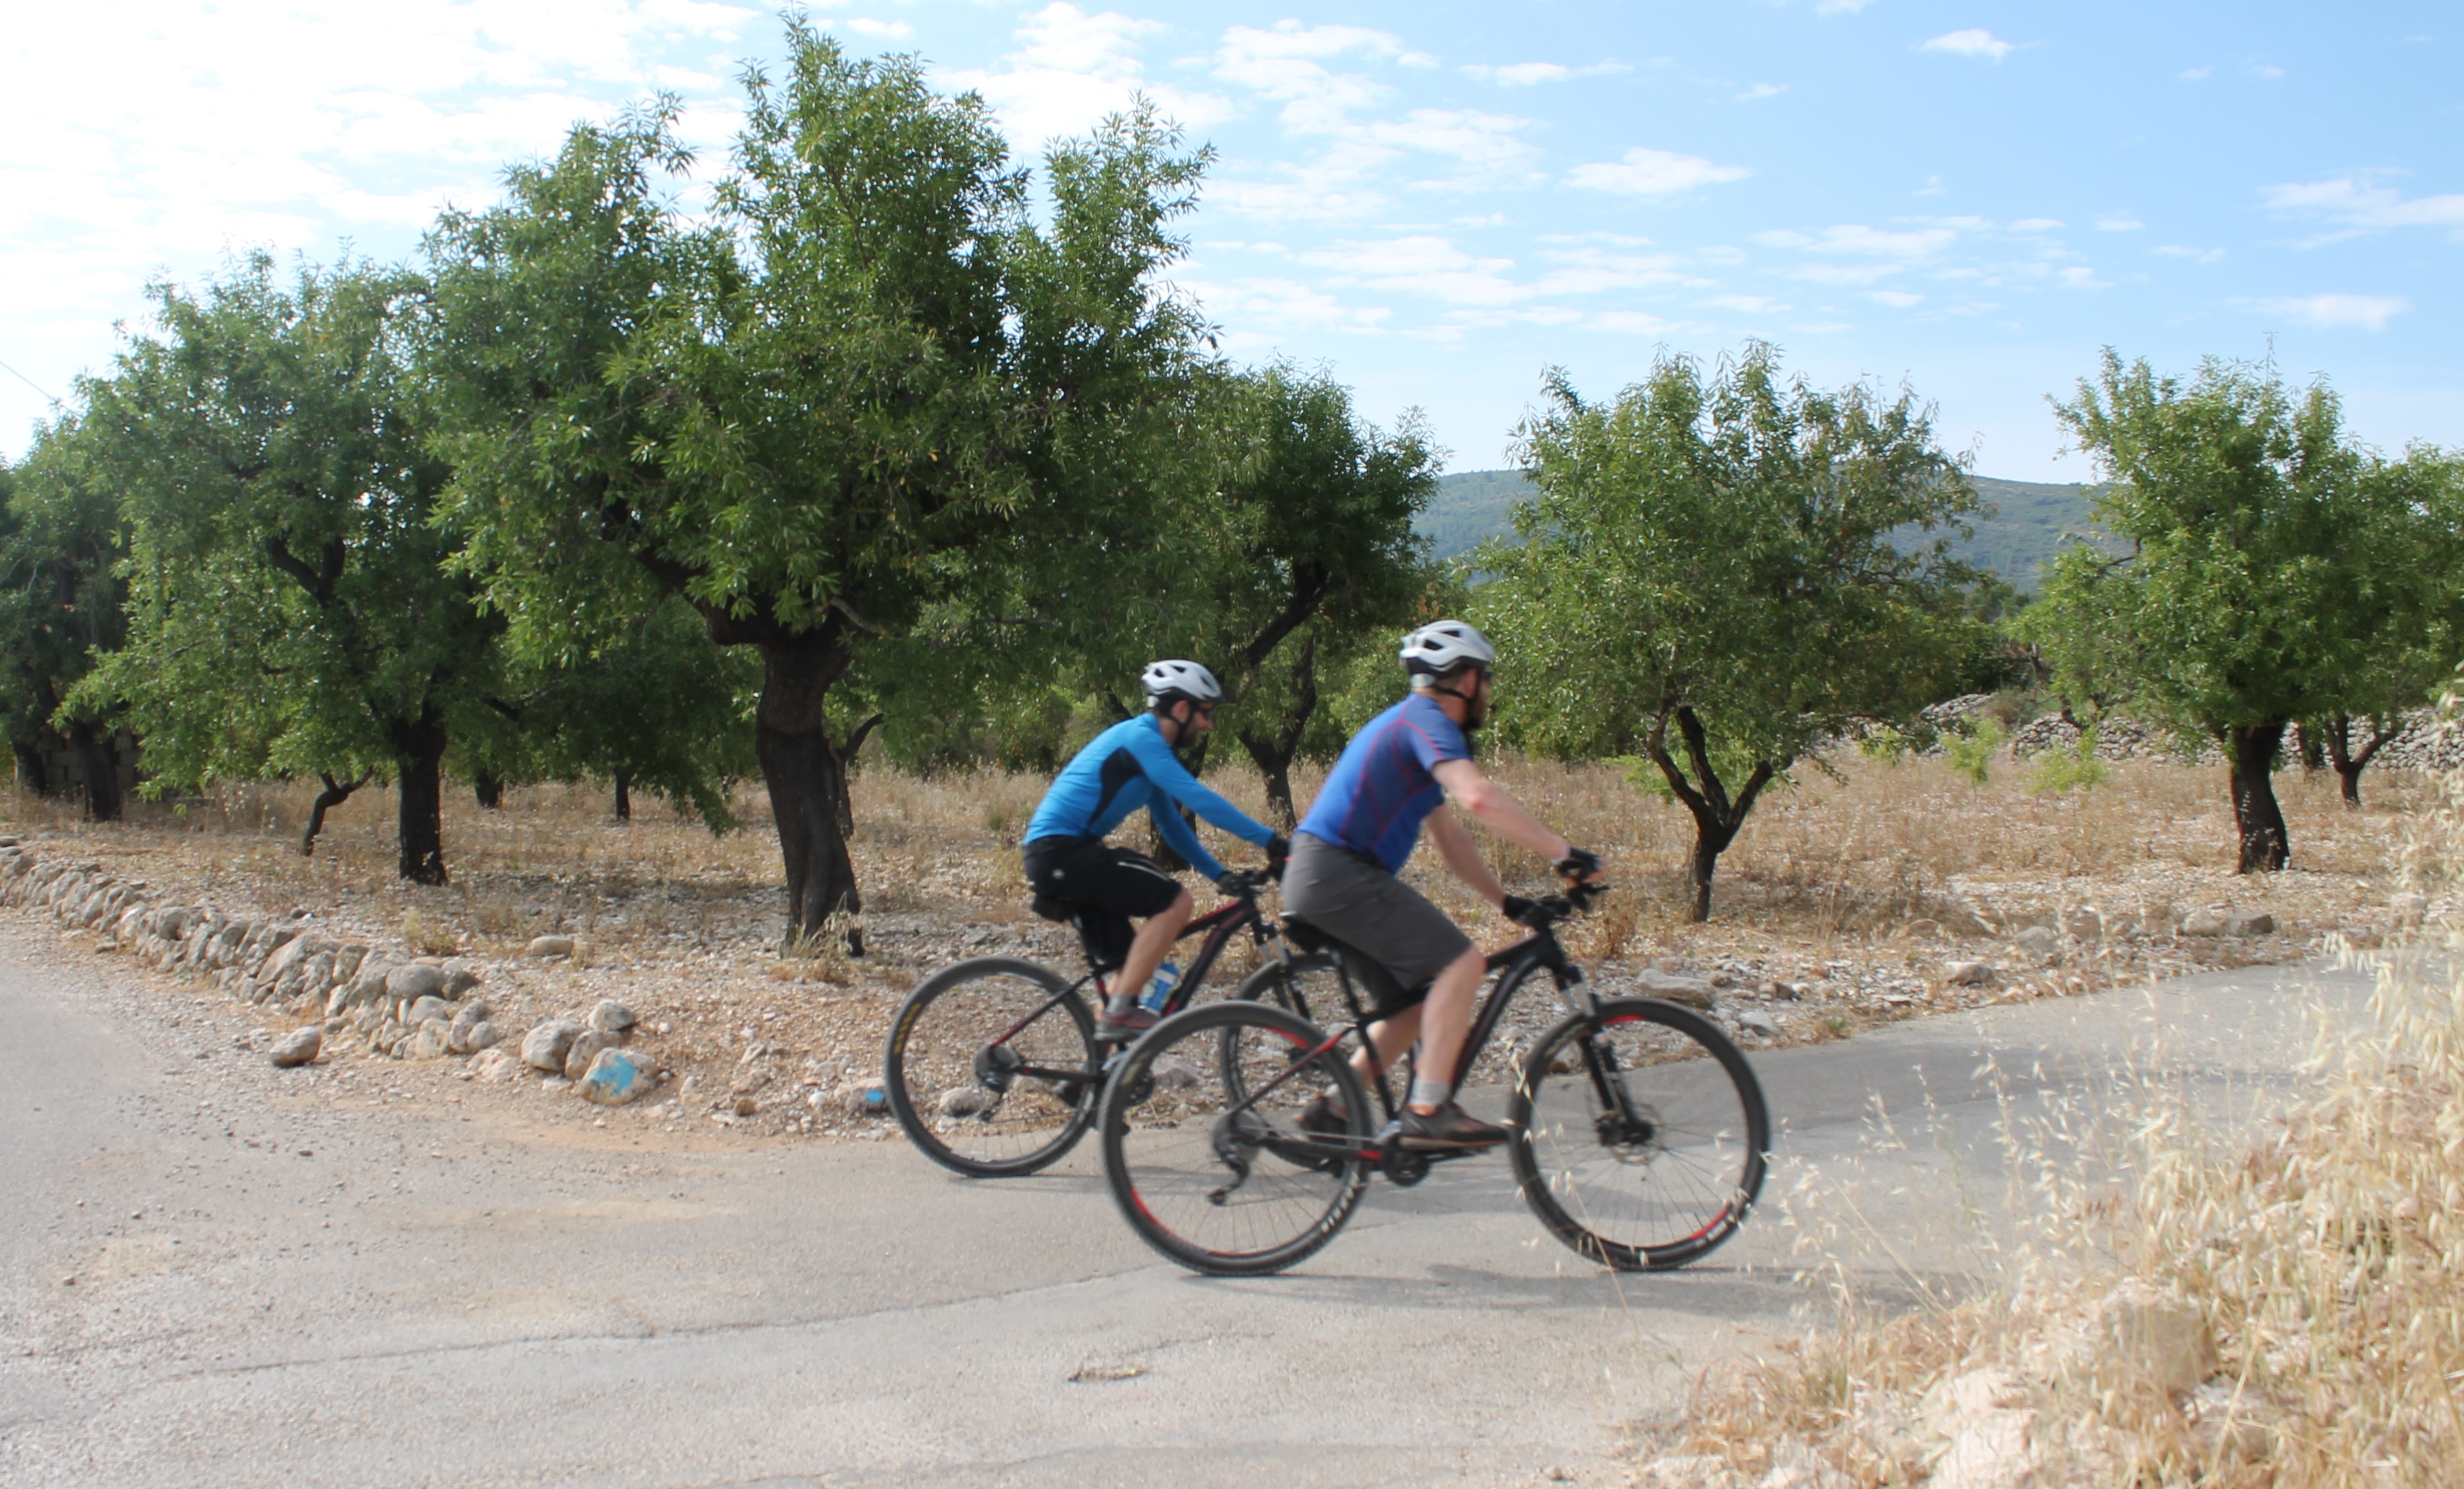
1409, 1077, 1452, 1111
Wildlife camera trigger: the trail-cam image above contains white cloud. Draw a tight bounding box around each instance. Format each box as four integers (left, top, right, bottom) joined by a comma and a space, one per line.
1701, 293, 1784, 312
2178, 66, 2212, 81
2250, 64, 2285, 81
2094, 215, 2144, 231
2261, 176, 2464, 238
1754, 223, 1960, 257
2250, 293, 2410, 331
1173, 274, 1392, 340
1737, 83, 1787, 102
939, 4, 1235, 149
1920, 29, 2015, 62
1461, 60, 1630, 86
1866, 290, 1924, 308
2057, 265, 2108, 290
841, 17, 913, 40
2153, 244, 2226, 264
2010, 217, 2062, 232
1567, 147, 1749, 196
1301, 235, 1525, 307
1815, 0, 1877, 13
1213, 20, 1413, 130
1591, 311, 1689, 335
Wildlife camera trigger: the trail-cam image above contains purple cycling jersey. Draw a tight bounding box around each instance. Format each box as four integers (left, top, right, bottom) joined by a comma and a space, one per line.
1294, 692, 1469, 873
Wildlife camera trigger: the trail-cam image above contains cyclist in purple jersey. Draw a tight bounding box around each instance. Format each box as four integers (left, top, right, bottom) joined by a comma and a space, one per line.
1285, 620, 1601, 1150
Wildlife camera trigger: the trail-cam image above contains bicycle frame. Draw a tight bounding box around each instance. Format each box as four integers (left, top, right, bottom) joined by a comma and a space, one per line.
1227, 889, 1650, 1169
985, 886, 1286, 1086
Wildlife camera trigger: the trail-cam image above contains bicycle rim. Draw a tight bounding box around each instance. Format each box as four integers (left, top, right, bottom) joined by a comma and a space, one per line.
1101, 1001, 1369, 1277
884, 958, 1098, 1178
1509, 996, 1770, 1271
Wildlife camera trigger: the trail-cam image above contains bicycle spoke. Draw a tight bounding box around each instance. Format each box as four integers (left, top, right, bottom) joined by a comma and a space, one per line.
886, 959, 1098, 1178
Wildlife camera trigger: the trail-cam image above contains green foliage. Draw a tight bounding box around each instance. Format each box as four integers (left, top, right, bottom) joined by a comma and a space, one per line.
2026, 725, 2108, 794
2024, 350, 2464, 743
0, 421, 129, 801
69, 257, 495, 855
1473, 343, 1990, 916
1944, 719, 2005, 787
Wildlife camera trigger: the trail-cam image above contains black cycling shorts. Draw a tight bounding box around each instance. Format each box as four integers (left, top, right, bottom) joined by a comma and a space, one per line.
1022, 835, 1183, 971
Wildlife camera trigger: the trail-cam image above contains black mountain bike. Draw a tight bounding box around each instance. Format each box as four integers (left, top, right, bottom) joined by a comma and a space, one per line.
1096, 883, 1771, 1276
884, 870, 1298, 1178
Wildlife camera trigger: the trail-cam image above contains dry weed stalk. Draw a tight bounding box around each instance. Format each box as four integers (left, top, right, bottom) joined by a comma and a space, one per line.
1648, 754, 2464, 1485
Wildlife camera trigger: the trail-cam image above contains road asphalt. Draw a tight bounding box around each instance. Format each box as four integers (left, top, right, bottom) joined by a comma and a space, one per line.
0, 922, 2377, 1488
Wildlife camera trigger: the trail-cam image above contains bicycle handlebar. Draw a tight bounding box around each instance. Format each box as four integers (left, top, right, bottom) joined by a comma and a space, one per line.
1511, 880, 1609, 929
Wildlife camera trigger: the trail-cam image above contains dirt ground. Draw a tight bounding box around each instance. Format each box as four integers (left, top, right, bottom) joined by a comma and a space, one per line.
0, 749, 2432, 1142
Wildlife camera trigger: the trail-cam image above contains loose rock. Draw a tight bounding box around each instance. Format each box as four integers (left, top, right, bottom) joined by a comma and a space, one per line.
411, 1021, 451, 1060
1150, 1057, 1200, 1091
385, 963, 450, 1002
402, 994, 452, 1029
588, 998, 637, 1034
2179, 909, 2228, 937
2093, 1278, 2217, 1393
938, 1085, 992, 1118
1735, 1010, 1782, 1038
1636, 970, 1717, 1008
563, 1030, 613, 1082
580, 1047, 653, 1105
1944, 960, 1998, 987
520, 1018, 586, 1072
527, 934, 575, 960
2224, 911, 2275, 937
269, 1027, 322, 1068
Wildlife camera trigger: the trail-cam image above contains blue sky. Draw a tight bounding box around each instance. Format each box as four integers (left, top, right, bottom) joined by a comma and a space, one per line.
3, 3, 2456, 478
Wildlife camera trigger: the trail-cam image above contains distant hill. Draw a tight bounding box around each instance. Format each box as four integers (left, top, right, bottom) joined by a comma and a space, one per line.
1420, 468, 2108, 591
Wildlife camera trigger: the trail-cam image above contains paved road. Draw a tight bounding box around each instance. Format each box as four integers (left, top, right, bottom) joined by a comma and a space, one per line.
0, 924, 2374, 1488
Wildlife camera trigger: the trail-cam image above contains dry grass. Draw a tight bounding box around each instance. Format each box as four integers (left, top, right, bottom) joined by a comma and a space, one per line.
1633, 764, 2464, 1486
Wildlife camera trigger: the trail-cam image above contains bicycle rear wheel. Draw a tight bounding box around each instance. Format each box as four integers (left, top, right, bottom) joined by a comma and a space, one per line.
884, 957, 1099, 1178
1230, 951, 1348, 1025
1099, 1000, 1371, 1277
1508, 996, 1769, 1272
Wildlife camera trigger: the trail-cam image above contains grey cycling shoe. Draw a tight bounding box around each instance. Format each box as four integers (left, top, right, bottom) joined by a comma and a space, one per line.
1093, 1001, 1160, 1043
1398, 1101, 1510, 1152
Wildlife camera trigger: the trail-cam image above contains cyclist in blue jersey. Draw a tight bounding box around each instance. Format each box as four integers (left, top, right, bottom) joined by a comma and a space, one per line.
1024, 660, 1289, 1042
1283, 620, 1601, 1150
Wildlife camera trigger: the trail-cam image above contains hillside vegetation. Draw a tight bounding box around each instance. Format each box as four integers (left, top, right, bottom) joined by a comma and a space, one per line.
1425, 468, 2105, 590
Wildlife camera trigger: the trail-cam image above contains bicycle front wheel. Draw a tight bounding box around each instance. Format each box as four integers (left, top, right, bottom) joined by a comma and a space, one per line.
884, 957, 1099, 1178
1508, 996, 1770, 1272
1099, 1000, 1371, 1277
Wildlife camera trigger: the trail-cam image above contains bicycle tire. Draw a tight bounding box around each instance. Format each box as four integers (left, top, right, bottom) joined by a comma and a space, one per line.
1507, 995, 1769, 1272
1228, 951, 1348, 1022
1100, 1000, 1371, 1277
884, 956, 1099, 1178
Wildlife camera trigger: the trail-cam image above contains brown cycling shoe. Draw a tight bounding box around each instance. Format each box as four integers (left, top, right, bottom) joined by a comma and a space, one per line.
1093, 1002, 1160, 1043
1398, 1101, 1511, 1152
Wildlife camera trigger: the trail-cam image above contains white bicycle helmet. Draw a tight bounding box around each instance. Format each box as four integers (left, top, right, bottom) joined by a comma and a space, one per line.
1141, 659, 1224, 706
1399, 620, 1497, 681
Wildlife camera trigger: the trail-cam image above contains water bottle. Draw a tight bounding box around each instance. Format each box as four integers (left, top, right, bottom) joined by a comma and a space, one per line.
1141, 962, 1182, 1013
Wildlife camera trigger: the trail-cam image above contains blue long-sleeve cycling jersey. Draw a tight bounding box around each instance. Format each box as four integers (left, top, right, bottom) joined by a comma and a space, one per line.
1024, 713, 1274, 880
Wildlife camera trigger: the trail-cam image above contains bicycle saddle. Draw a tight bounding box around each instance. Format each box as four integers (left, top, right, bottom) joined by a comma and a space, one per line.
1280, 915, 1422, 1011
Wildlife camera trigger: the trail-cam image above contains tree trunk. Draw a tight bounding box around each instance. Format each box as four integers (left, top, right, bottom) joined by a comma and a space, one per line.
474, 770, 504, 810
390, 715, 450, 884
1646, 706, 1777, 924
613, 771, 632, 822
2225, 720, 2290, 873
2293, 723, 2324, 772
11, 739, 50, 797
755, 635, 863, 954
1235, 630, 1319, 831
2322, 714, 2400, 810
66, 719, 123, 822
301, 772, 367, 856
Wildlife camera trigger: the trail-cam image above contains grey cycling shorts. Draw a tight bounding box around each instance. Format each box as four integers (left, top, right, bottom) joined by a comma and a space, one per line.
1279, 832, 1474, 996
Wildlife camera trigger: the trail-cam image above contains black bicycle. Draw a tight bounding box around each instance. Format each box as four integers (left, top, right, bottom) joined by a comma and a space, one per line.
1096, 883, 1771, 1276
884, 870, 1300, 1178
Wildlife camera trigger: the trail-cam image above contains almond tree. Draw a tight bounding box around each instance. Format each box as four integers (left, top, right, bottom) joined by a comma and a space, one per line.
73, 258, 499, 880
2026, 352, 2464, 868
0, 426, 130, 816
1476, 346, 1987, 921
430, 27, 1213, 948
